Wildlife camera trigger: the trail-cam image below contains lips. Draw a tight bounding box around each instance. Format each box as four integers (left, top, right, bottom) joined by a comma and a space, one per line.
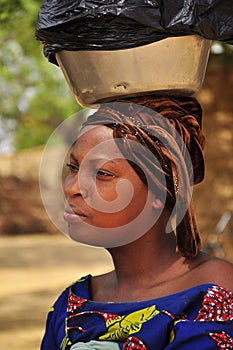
63, 206, 88, 223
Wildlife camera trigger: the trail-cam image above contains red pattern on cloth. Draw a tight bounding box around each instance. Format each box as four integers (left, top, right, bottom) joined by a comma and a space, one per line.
209, 332, 233, 349
195, 286, 233, 322
96, 311, 121, 323
123, 336, 148, 350
67, 309, 120, 323
67, 325, 86, 333
67, 288, 124, 323
67, 300, 120, 334
161, 310, 175, 320
67, 289, 87, 313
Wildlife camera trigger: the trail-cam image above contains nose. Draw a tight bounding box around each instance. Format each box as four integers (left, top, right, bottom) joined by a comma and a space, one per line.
64, 173, 88, 199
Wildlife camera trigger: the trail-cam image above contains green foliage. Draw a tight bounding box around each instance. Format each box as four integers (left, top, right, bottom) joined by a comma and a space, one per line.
0, 0, 79, 151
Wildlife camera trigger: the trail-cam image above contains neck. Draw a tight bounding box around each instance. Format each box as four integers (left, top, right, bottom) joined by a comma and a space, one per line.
91, 213, 196, 302
108, 228, 181, 288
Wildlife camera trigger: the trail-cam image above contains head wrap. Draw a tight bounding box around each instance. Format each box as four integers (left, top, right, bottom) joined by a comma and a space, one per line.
82, 96, 205, 257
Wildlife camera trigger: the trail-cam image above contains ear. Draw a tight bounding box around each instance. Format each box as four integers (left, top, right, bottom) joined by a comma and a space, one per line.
152, 197, 164, 210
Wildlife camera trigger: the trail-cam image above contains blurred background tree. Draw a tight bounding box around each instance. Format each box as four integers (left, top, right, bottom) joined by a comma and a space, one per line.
0, 0, 79, 151
0, 0, 232, 152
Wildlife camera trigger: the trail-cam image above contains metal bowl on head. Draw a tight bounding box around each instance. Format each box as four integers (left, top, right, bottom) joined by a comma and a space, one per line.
56, 35, 211, 107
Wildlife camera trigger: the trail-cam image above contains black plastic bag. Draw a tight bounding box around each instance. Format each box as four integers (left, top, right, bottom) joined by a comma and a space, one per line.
36, 0, 233, 64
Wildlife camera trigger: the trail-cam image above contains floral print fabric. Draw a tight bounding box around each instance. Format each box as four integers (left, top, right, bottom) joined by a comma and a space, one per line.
41, 275, 233, 350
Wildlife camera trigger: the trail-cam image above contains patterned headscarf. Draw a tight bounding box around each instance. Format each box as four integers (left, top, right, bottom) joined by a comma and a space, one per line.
82, 95, 205, 257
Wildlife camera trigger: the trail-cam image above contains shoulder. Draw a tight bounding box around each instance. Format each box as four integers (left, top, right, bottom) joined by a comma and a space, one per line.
195, 254, 233, 292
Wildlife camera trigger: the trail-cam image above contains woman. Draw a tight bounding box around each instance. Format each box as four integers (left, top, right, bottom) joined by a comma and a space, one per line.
41, 96, 233, 350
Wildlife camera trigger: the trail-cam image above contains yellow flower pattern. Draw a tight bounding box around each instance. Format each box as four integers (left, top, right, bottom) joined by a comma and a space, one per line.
99, 306, 160, 342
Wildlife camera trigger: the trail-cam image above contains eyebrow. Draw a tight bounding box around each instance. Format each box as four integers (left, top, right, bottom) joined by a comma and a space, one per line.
69, 152, 119, 166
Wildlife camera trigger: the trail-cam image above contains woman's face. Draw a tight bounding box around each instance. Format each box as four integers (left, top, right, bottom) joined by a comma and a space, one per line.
63, 125, 160, 247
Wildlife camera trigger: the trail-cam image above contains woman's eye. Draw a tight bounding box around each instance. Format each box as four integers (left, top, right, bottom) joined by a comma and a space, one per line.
66, 163, 79, 173
96, 169, 115, 179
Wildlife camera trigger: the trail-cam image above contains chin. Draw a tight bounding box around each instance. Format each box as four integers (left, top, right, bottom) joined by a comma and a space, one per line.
67, 224, 105, 247
67, 222, 144, 249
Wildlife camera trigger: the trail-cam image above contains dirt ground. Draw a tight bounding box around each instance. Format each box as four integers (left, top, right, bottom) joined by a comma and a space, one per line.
0, 234, 113, 349
0, 63, 233, 349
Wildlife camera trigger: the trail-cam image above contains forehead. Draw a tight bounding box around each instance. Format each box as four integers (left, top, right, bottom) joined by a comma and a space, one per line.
73, 125, 123, 161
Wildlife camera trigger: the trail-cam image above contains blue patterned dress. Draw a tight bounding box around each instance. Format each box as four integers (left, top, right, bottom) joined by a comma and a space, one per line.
41, 275, 233, 349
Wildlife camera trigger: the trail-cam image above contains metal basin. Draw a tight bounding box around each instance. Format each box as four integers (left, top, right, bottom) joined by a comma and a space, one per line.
56, 35, 211, 107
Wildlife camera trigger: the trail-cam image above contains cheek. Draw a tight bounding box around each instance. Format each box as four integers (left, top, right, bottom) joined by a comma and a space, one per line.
94, 178, 134, 204
94, 175, 147, 206
90, 181, 132, 216
63, 174, 74, 196
128, 185, 149, 216
95, 182, 118, 202
101, 184, 148, 226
